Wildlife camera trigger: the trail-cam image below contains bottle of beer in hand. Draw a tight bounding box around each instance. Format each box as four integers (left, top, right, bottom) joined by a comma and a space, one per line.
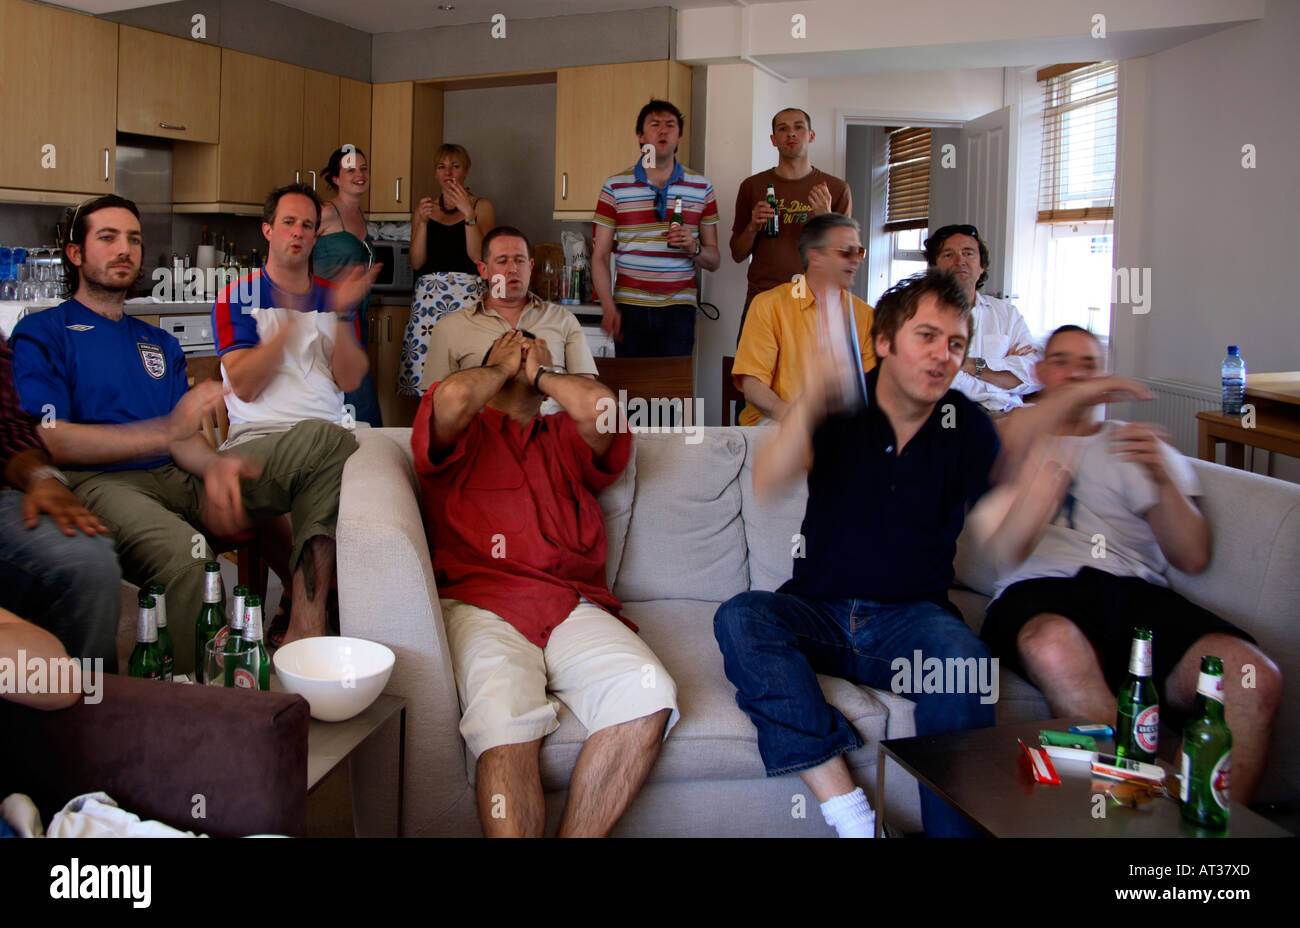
763, 183, 780, 238
668, 197, 684, 248
129, 593, 166, 680
193, 561, 225, 684
1116, 627, 1160, 764
1180, 655, 1232, 829
146, 582, 174, 681
228, 594, 271, 691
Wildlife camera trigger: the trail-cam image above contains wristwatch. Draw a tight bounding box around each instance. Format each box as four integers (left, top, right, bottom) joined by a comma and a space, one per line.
533, 365, 564, 395
464, 216, 477, 227
693, 239, 703, 257
973, 357, 987, 380
27, 464, 68, 489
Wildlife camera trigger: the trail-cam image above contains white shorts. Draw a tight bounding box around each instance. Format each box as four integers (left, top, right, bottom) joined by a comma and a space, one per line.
441, 598, 680, 758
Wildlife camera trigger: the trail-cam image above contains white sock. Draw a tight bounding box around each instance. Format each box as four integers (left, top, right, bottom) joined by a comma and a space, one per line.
820, 787, 876, 838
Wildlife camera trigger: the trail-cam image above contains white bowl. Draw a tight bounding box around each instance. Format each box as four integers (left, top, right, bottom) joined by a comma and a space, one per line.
272, 636, 394, 722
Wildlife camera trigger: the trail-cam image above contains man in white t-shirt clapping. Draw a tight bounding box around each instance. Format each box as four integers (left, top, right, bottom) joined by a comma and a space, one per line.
214, 183, 379, 645
980, 325, 1281, 803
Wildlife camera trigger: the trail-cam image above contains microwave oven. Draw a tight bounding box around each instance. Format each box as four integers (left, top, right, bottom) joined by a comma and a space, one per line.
369, 241, 415, 292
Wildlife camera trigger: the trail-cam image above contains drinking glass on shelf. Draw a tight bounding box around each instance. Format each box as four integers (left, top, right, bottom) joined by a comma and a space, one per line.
541, 257, 558, 301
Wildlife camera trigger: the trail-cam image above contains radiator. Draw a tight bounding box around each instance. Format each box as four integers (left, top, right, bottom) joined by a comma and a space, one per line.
1132, 378, 1219, 457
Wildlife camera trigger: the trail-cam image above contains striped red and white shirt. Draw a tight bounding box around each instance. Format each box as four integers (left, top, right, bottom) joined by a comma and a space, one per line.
593, 162, 719, 309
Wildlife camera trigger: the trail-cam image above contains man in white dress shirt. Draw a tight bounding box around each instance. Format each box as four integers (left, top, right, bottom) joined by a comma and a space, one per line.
925, 224, 1038, 414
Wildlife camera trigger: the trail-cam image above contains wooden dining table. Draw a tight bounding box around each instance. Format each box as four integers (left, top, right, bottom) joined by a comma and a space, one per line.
1196, 371, 1300, 469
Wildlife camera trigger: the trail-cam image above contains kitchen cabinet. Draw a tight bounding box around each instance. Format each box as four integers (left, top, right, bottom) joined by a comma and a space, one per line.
369, 82, 442, 217
117, 25, 220, 143
338, 78, 372, 212
302, 69, 341, 195
368, 301, 421, 427
0, 0, 117, 197
553, 61, 692, 218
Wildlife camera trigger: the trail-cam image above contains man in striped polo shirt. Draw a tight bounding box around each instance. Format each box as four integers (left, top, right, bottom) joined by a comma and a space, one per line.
592, 99, 720, 357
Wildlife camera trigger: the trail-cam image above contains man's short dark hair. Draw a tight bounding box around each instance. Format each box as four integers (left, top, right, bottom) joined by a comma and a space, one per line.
924, 224, 991, 291
636, 99, 685, 136
771, 107, 813, 133
871, 269, 973, 362
61, 194, 142, 299
263, 183, 322, 228
798, 213, 859, 268
480, 226, 532, 262
1043, 324, 1097, 355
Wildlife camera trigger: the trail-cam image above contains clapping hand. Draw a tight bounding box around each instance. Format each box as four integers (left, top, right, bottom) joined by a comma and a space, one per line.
327, 263, 383, 318
414, 197, 435, 222
809, 182, 833, 216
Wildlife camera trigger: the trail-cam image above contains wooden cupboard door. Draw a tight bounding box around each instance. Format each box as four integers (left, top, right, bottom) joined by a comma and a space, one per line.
369, 82, 414, 213
117, 25, 220, 142
373, 303, 420, 428
554, 61, 676, 213
339, 78, 372, 212
217, 49, 304, 204
302, 68, 340, 197
0, 0, 116, 194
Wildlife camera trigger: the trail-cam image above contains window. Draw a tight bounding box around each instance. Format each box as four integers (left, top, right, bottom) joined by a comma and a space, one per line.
1027, 221, 1113, 339
1037, 62, 1117, 222
889, 226, 928, 289
884, 127, 931, 232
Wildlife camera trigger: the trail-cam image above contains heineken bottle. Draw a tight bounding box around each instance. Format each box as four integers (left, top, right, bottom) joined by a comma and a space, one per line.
128, 593, 166, 680
226, 594, 270, 691
1180, 655, 1232, 829
193, 561, 225, 684
213, 584, 250, 653
763, 183, 780, 237
146, 582, 174, 681
668, 196, 684, 248
1115, 627, 1160, 764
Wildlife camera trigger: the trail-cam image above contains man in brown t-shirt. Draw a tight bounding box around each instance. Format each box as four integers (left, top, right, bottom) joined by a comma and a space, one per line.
730, 108, 852, 338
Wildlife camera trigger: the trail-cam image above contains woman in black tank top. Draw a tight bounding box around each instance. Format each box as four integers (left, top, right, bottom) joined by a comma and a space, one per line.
400, 144, 498, 396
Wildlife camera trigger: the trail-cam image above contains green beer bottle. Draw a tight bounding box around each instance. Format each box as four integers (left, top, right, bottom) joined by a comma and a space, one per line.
146, 582, 174, 681
1180, 655, 1232, 829
227, 594, 270, 691
763, 183, 780, 237
214, 584, 249, 653
1115, 627, 1160, 764
128, 593, 166, 680
668, 196, 684, 248
193, 561, 225, 684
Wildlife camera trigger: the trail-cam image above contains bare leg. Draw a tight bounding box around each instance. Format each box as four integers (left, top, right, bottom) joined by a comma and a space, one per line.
282, 535, 333, 645
558, 709, 670, 837
800, 754, 857, 803
475, 740, 546, 838
1164, 634, 1281, 803
1015, 613, 1117, 721
256, 515, 293, 590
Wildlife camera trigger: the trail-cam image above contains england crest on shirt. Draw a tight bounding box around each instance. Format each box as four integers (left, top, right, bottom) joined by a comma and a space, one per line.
137, 342, 167, 380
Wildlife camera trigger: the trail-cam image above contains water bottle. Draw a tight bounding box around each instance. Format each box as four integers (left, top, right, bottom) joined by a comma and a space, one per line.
1221, 346, 1246, 416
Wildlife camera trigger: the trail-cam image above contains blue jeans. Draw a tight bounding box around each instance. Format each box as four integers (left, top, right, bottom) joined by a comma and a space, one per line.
615, 304, 696, 357
714, 591, 996, 837
0, 489, 122, 672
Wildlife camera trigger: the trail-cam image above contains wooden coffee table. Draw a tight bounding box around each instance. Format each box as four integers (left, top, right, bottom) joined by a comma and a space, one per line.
875, 717, 1291, 837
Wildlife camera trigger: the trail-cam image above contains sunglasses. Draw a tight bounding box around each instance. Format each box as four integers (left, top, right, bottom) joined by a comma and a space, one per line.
822, 245, 866, 260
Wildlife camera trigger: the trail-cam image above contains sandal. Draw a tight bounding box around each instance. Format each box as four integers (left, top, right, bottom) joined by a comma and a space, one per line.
266, 596, 291, 650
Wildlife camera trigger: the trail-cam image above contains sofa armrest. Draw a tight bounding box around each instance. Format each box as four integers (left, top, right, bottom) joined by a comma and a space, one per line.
336, 428, 472, 835
0, 675, 308, 837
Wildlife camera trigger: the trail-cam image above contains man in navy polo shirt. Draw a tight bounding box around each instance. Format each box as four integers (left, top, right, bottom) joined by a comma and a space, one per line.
714, 269, 998, 838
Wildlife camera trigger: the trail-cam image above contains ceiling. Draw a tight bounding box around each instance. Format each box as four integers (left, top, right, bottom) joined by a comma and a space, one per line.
50, 0, 779, 34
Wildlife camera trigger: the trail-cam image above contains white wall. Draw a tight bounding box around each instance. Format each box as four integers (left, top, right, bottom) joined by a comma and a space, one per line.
1112, 0, 1300, 480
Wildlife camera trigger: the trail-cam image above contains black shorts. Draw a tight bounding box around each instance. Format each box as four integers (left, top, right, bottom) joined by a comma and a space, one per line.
981, 567, 1255, 695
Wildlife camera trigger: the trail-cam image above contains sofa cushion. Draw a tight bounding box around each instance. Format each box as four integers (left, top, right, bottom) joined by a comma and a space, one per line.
612, 432, 750, 603
510, 600, 889, 790
596, 441, 637, 590
739, 427, 809, 592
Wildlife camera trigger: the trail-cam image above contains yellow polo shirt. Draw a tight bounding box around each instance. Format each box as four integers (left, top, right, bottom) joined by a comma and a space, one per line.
733, 281, 875, 426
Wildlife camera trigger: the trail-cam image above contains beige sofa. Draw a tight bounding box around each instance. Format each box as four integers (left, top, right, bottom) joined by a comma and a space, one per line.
335, 426, 1299, 836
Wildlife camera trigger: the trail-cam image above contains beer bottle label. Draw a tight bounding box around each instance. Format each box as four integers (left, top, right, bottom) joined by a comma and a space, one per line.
203, 569, 223, 603
1212, 752, 1231, 811
233, 667, 257, 689
1128, 638, 1153, 676
213, 626, 229, 650
1134, 705, 1159, 753
1196, 671, 1225, 703
1179, 750, 1191, 803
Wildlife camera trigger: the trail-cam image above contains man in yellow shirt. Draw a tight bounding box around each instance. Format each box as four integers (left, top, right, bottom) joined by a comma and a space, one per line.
733, 214, 874, 425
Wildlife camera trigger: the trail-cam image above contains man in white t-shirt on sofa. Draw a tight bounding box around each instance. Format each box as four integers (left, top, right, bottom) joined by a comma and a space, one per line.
980, 325, 1282, 803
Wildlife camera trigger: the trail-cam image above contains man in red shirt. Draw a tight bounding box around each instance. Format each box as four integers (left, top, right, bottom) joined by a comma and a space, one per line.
411, 330, 678, 837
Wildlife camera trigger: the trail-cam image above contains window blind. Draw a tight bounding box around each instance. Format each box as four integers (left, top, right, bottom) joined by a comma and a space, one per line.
885, 126, 931, 232
1037, 61, 1117, 223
